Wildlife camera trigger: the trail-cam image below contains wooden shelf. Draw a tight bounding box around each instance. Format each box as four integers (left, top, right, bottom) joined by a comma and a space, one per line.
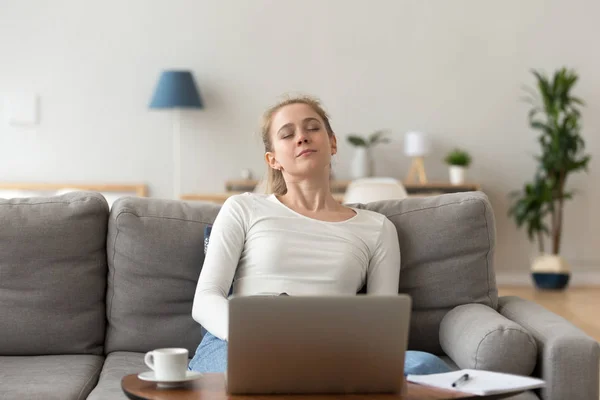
225, 179, 481, 195
180, 192, 346, 203
0, 182, 148, 197
181, 180, 481, 204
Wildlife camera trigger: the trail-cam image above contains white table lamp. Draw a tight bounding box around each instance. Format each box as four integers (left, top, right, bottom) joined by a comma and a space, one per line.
404, 131, 431, 184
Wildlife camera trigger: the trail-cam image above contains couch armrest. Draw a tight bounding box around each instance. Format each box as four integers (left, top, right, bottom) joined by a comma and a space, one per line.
440, 303, 537, 375
498, 296, 599, 400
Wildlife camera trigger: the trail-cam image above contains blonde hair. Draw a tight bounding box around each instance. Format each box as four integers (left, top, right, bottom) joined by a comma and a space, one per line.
260, 94, 334, 196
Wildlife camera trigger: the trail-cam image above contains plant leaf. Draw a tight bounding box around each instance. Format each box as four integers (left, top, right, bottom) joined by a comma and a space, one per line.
570, 96, 585, 106
347, 135, 367, 147
368, 130, 388, 145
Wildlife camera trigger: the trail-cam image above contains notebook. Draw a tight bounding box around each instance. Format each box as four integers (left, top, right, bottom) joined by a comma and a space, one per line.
407, 369, 545, 396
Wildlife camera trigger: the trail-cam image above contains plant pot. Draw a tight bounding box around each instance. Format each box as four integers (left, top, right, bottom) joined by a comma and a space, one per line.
530, 254, 571, 290
351, 147, 374, 179
449, 166, 466, 185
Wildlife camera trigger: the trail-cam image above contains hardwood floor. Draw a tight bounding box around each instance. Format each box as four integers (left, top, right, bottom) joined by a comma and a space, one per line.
498, 285, 600, 342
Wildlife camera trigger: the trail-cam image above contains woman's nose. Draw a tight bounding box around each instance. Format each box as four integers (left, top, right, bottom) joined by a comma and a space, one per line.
297, 136, 309, 145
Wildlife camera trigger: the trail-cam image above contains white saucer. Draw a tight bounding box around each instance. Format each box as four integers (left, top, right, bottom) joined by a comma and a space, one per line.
138, 370, 203, 388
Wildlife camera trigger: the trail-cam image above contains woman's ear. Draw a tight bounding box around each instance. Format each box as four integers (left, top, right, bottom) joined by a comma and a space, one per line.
330, 134, 338, 155
265, 152, 280, 170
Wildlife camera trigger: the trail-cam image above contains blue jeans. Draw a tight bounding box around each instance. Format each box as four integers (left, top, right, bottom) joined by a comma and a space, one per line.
189, 331, 450, 375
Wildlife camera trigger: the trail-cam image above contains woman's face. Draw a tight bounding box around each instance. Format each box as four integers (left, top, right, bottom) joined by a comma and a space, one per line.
265, 103, 337, 179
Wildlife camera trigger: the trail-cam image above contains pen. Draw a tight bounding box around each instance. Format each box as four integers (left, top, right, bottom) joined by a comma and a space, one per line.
451, 373, 470, 387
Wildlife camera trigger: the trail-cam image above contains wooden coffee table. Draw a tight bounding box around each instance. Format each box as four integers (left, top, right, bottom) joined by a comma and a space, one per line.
122, 373, 524, 400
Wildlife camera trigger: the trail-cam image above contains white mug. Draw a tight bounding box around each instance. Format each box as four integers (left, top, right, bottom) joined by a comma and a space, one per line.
144, 348, 189, 380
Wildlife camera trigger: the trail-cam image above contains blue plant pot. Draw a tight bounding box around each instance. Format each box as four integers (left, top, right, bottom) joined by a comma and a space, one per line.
531, 272, 571, 290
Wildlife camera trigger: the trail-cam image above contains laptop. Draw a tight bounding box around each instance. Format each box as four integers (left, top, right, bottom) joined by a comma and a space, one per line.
226, 294, 411, 395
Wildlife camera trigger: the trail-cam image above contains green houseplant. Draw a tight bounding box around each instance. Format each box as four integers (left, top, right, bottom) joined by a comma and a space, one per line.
508, 67, 591, 289
347, 130, 390, 148
346, 130, 390, 179
444, 148, 472, 185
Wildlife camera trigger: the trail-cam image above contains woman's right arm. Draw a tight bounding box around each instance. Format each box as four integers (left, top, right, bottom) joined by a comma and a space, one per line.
191, 194, 249, 341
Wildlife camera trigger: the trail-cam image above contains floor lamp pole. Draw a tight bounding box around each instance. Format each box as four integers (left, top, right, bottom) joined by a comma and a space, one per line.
172, 108, 181, 199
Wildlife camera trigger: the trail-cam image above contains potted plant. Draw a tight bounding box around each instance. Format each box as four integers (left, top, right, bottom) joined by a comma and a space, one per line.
508, 67, 591, 290
347, 130, 390, 179
444, 148, 472, 185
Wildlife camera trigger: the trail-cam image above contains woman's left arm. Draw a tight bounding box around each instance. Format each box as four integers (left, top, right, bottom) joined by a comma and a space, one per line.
367, 218, 401, 294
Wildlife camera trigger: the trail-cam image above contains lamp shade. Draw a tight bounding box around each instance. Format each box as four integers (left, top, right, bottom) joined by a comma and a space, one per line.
149, 70, 203, 109
404, 131, 431, 156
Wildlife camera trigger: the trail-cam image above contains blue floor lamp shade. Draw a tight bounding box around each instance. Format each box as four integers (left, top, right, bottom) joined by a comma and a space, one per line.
149, 70, 203, 109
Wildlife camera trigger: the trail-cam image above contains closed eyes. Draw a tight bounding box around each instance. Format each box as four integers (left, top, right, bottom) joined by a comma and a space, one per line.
277, 118, 322, 138
281, 127, 320, 139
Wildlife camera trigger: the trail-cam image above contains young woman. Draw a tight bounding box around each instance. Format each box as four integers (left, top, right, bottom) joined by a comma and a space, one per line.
189, 95, 450, 375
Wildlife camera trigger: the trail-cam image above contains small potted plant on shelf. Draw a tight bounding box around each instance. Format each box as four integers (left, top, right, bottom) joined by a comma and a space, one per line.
508, 67, 591, 290
444, 148, 472, 185
346, 130, 390, 179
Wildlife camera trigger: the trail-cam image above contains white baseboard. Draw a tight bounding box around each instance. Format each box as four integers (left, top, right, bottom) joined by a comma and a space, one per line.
496, 270, 600, 286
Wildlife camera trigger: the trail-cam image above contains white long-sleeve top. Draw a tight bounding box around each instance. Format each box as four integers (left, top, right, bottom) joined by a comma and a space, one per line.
191, 192, 401, 340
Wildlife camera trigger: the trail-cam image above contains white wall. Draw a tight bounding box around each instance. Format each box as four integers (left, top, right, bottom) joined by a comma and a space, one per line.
1, 0, 599, 282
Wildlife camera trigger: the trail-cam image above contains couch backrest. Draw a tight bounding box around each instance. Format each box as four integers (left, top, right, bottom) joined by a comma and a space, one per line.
106, 191, 497, 356
0, 192, 108, 355
104, 196, 220, 354
358, 191, 498, 354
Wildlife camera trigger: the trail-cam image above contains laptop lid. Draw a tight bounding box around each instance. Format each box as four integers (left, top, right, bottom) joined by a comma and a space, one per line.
227, 294, 411, 394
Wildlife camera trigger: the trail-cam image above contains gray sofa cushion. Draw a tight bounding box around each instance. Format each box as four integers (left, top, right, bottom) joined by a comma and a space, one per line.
0, 192, 108, 355
86, 352, 147, 400
105, 197, 221, 354
439, 303, 537, 376
355, 191, 497, 354
0, 354, 104, 400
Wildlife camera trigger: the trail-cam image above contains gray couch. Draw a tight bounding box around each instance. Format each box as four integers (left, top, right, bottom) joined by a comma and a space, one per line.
0, 191, 597, 400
